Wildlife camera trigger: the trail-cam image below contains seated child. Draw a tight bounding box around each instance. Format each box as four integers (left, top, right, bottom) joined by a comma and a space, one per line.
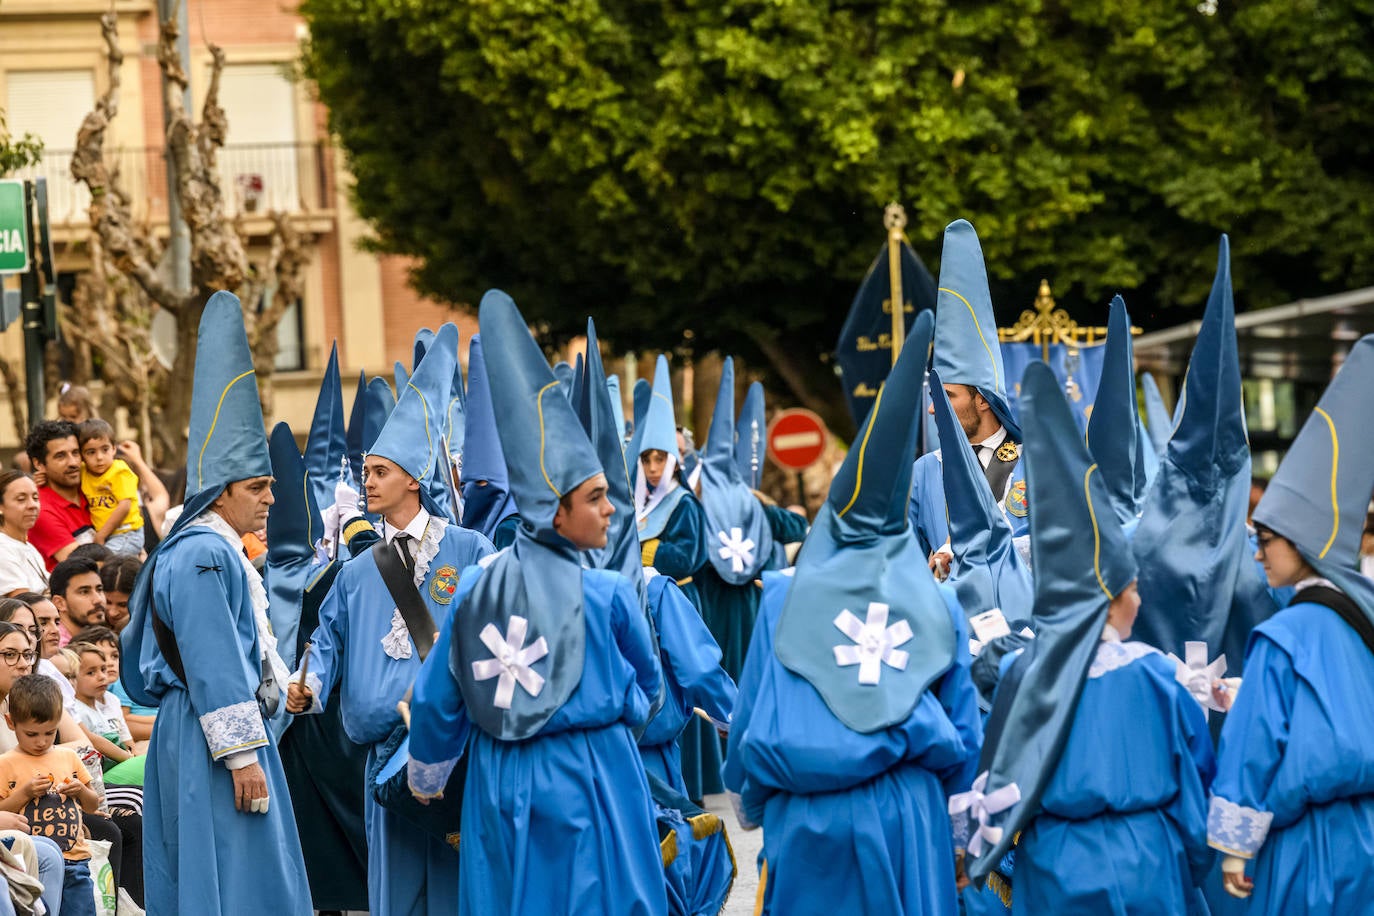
0, 675, 101, 916
64, 634, 134, 771
77, 420, 143, 557
48, 647, 79, 687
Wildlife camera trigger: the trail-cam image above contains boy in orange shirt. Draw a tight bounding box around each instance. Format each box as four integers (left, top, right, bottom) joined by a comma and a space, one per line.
0, 674, 101, 915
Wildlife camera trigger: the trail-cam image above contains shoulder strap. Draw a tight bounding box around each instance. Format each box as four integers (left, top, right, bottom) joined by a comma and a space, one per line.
150, 604, 187, 686
373, 539, 438, 661
983, 448, 1016, 504
1294, 585, 1374, 656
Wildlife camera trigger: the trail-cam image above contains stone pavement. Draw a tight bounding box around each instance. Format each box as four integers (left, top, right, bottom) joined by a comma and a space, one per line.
704, 792, 763, 916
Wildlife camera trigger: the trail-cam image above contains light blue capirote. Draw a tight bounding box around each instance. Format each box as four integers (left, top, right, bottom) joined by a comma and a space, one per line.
266, 421, 320, 670
1085, 295, 1151, 528
305, 343, 347, 516
458, 334, 520, 541
773, 309, 958, 734
368, 322, 460, 523
734, 381, 766, 490
449, 290, 605, 741
1141, 372, 1172, 460
932, 220, 1021, 441
700, 358, 773, 585
967, 359, 1140, 883
1252, 333, 1374, 624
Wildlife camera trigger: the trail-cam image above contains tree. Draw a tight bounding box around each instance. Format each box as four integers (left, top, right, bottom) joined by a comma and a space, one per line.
66, 10, 314, 463
302, 0, 1374, 432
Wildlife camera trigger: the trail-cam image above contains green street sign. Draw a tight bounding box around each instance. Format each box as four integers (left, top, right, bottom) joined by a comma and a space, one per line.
0, 180, 30, 275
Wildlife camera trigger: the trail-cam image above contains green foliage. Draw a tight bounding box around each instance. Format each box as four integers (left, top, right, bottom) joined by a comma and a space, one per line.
0, 112, 44, 178
302, 0, 1374, 424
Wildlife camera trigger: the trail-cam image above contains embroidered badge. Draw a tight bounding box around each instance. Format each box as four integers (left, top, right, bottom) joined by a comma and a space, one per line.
995, 441, 1020, 463
1005, 479, 1028, 518
429, 565, 459, 604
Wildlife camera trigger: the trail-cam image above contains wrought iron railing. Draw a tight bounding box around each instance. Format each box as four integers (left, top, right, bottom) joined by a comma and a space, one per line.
9, 141, 333, 225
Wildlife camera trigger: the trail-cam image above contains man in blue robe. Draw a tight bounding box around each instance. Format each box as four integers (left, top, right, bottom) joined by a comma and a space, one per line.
285, 322, 494, 916
1209, 333, 1374, 914
407, 290, 666, 916
724, 310, 983, 915
120, 291, 311, 915
909, 221, 1027, 570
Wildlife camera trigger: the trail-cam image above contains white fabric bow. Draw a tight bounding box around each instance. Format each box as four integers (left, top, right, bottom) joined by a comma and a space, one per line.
1166, 641, 1227, 711
471, 615, 549, 710
832, 602, 913, 686
948, 771, 1022, 857
716, 527, 756, 574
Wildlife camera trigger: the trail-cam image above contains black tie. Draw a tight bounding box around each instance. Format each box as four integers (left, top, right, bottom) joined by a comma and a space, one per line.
394, 532, 416, 577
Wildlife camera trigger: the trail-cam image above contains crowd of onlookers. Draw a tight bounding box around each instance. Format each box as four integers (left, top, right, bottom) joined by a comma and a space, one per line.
0, 384, 169, 916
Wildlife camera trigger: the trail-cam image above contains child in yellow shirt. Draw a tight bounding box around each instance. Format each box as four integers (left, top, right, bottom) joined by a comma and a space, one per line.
0, 675, 101, 915
77, 420, 143, 557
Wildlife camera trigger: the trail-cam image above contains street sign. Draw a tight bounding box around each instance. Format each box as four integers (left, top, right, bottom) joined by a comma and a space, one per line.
767, 408, 829, 471
0, 181, 30, 275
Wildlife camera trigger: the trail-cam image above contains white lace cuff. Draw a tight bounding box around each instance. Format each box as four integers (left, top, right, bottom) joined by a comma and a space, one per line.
951, 808, 971, 850
296, 671, 324, 714
1208, 794, 1273, 858
408, 756, 459, 800
200, 700, 268, 759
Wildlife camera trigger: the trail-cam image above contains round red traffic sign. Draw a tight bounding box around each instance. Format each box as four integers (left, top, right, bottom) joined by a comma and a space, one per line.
767, 408, 829, 471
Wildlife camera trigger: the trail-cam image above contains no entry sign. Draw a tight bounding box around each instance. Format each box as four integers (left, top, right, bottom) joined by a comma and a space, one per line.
767, 408, 829, 471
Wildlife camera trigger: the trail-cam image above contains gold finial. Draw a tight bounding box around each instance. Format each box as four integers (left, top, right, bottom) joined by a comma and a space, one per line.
998, 279, 1140, 356
883, 201, 907, 234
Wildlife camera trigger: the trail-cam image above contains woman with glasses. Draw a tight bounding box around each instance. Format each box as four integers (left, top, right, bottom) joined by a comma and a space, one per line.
0, 472, 47, 598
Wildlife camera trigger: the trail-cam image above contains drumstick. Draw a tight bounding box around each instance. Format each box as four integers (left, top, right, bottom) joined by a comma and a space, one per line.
297, 642, 312, 688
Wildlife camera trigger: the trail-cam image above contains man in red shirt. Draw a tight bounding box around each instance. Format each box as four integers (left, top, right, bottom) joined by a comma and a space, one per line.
25, 420, 93, 571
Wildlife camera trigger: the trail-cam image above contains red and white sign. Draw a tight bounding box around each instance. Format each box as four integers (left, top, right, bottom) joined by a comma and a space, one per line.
767, 408, 829, 471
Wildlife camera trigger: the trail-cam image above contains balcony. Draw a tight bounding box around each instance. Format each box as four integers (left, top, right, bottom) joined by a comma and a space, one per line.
10, 140, 335, 228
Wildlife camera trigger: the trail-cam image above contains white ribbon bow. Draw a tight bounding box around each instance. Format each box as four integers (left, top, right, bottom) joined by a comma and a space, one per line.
948, 771, 1022, 857
832, 602, 913, 686
1166, 641, 1227, 711
716, 527, 756, 574
471, 615, 549, 710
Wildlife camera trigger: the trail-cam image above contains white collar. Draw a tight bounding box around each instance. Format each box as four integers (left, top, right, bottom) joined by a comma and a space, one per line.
1295, 575, 1338, 592
975, 425, 1008, 452
1100, 622, 1122, 643
384, 507, 431, 545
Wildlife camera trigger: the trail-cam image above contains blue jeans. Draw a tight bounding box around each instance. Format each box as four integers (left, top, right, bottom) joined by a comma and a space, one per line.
59, 860, 96, 916
32, 836, 63, 916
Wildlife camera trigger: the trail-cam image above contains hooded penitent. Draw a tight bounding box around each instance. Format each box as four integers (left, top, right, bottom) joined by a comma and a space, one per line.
1252, 334, 1374, 624
632, 355, 686, 541
1085, 296, 1151, 529
734, 381, 766, 491
1131, 237, 1277, 675
932, 220, 1021, 441
1141, 372, 1172, 459
449, 290, 604, 741
700, 358, 773, 586
369, 322, 460, 524
773, 309, 958, 734
123, 290, 275, 707
266, 421, 320, 670
305, 343, 347, 517
459, 335, 520, 541
966, 359, 1139, 881
930, 368, 1033, 631
632, 377, 652, 442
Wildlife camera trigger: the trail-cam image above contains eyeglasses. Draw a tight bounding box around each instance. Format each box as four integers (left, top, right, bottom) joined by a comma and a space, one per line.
0, 650, 35, 667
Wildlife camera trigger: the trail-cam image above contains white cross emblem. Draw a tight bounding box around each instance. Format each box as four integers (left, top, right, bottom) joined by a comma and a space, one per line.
716, 527, 756, 574
832, 602, 914, 686
1166, 641, 1228, 711
470, 615, 549, 710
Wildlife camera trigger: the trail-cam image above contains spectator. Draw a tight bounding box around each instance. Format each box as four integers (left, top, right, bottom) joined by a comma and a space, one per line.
66, 544, 111, 567
77, 421, 143, 558
24, 422, 92, 572
114, 441, 169, 554
0, 472, 47, 597
64, 639, 134, 770
55, 385, 96, 425
98, 555, 139, 634
48, 559, 106, 648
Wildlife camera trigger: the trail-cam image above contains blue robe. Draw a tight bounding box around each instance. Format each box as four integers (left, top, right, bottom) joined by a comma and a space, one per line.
298, 518, 493, 916
409, 566, 668, 916
909, 450, 1027, 558
723, 570, 982, 915
1208, 598, 1374, 914
638, 573, 738, 798
1013, 639, 1216, 915
135, 526, 311, 915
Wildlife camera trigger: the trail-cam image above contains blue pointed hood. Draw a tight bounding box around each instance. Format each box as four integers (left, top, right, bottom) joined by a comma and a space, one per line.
450, 290, 600, 741
459, 334, 519, 540
930, 368, 1033, 627
774, 310, 958, 734
363, 377, 396, 450
636, 355, 680, 462
394, 361, 409, 400
1141, 372, 1172, 459
631, 377, 651, 443
606, 375, 628, 446
700, 358, 774, 584
265, 422, 319, 669
1085, 296, 1150, 526
305, 343, 347, 514
413, 327, 434, 372
1254, 335, 1374, 624
370, 322, 459, 521
421, 324, 463, 524
734, 381, 766, 490
346, 370, 368, 487
553, 361, 575, 401
932, 220, 1021, 441
969, 359, 1139, 880
1131, 236, 1277, 673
